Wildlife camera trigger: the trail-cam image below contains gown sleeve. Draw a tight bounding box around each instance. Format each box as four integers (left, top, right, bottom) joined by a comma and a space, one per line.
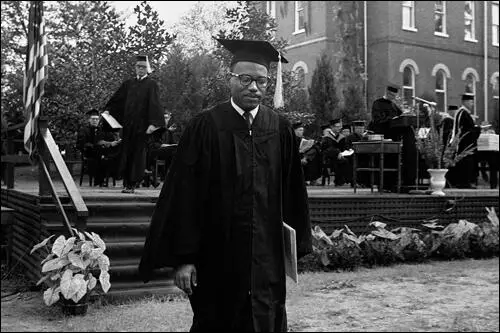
105, 80, 129, 123
139, 112, 214, 282
279, 117, 313, 259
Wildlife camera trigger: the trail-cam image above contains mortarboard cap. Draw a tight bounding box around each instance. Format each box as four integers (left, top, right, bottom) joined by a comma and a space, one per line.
216, 38, 288, 69
216, 38, 288, 109
387, 84, 399, 93
353, 120, 366, 126
292, 122, 303, 130
341, 124, 351, 131
86, 109, 99, 117
136, 54, 152, 73
448, 105, 459, 111
329, 118, 342, 126
461, 94, 474, 101
320, 124, 330, 131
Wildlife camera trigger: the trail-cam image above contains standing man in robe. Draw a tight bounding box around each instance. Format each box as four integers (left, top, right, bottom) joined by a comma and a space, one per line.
139, 39, 312, 331
104, 55, 164, 193
368, 84, 417, 192
446, 95, 480, 188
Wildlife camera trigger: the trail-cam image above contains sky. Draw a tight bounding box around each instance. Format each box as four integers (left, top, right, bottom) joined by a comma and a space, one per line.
110, 1, 198, 26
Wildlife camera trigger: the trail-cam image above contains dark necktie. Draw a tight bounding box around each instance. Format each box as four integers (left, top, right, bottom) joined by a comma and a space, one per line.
243, 111, 252, 130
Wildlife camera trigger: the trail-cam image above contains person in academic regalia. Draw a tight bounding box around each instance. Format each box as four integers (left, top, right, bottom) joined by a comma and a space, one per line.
95, 114, 122, 186
103, 55, 164, 193
293, 122, 322, 185
368, 84, 417, 191
139, 39, 312, 332
323, 118, 351, 186
76, 109, 102, 184
446, 95, 480, 188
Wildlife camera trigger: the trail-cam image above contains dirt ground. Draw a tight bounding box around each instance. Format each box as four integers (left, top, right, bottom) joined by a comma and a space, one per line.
1, 258, 498, 332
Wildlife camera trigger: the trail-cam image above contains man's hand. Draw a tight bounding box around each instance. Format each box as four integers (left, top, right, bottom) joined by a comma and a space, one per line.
174, 264, 197, 295
146, 125, 160, 134
301, 158, 308, 165
337, 153, 344, 160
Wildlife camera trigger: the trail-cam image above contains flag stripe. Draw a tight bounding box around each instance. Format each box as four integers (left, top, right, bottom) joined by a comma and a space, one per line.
24, 1, 48, 159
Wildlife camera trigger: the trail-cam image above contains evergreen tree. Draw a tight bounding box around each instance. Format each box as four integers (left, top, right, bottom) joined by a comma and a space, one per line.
309, 52, 338, 131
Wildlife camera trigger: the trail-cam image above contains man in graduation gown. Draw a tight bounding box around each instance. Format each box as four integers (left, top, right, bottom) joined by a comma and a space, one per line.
368, 85, 417, 191
139, 39, 312, 332
104, 55, 164, 193
446, 95, 480, 188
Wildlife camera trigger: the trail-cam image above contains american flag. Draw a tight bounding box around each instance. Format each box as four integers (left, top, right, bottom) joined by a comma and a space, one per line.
23, 1, 48, 159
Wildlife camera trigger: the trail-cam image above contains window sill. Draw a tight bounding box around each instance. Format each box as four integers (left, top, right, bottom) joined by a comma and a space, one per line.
402, 26, 418, 32
493, 42, 499, 47
464, 37, 478, 43
434, 32, 449, 38
292, 29, 306, 35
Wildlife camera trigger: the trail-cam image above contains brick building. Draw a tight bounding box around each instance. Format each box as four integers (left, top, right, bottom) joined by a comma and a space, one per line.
259, 1, 499, 124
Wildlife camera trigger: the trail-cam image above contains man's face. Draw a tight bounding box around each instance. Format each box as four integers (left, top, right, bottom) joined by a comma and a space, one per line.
464, 100, 474, 111
331, 123, 342, 134
230, 61, 268, 111
386, 90, 397, 101
89, 115, 99, 127
164, 113, 171, 126
353, 125, 365, 134
341, 128, 351, 137
135, 61, 148, 77
294, 127, 304, 138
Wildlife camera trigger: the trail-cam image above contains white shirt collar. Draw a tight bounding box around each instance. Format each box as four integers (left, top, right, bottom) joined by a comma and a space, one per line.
137, 74, 148, 81
231, 97, 259, 119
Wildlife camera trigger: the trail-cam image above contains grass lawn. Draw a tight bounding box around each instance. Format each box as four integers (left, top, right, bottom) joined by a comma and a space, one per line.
1, 257, 498, 332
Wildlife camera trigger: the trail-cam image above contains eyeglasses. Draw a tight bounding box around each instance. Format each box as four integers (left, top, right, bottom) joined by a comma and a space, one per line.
229, 72, 270, 88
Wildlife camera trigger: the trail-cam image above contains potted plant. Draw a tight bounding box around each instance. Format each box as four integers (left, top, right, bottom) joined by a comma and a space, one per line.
30, 227, 111, 315
415, 108, 476, 196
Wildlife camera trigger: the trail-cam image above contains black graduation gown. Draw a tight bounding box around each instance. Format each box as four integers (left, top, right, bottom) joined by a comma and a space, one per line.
139, 102, 312, 331
368, 98, 416, 188
105, 77, 164, 185
446, 107, 480, 187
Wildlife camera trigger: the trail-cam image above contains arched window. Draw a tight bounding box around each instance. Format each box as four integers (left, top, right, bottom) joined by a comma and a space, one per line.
295, 67, 306, 89
463, 73, 477, 113
292, 61, 309, 90
402, 66, 415, 107
435, 70, 447, 112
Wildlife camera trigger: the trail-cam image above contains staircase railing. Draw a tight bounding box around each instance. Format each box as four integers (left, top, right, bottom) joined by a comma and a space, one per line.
37, 118, 88, 234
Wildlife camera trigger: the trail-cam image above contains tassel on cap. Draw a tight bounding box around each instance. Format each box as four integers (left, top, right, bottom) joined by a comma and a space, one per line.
273, 52, 284, 109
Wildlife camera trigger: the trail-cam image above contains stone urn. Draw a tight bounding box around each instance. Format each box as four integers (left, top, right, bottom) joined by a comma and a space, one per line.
428, 168, 448, 196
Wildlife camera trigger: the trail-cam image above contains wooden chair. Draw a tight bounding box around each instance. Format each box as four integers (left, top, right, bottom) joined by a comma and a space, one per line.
352, 140, 402, 193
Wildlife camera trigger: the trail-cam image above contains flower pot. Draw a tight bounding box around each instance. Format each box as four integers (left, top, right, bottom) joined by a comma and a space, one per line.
428, 168, 448, 196
60, 294, 90, 316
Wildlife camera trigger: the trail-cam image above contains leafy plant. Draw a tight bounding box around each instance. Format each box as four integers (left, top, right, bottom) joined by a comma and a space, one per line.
30, 228, 111, 306
415, 108, 476, 169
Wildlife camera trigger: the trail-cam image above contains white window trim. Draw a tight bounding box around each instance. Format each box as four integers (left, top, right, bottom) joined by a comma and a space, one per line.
402, 66, 416, 107
402, 1, 417, 31
434, 1, 447, 35
431, 63, 451, 79
492, 1, 499, 47
491, 72, 499, 99
266, 1, 276, 19
434, 32, 449, 38
399, 58, 420, 75
294, 1, 306, 34
435, 70, 447, 113
464, 1, 476, 42
464, 73, 477, 116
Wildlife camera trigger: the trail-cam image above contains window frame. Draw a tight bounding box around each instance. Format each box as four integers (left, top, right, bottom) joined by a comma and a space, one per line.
434, 1, 448, 37
464, 1, 477, 42
294, 1, 306, 35
402, 65, 416, 108
493, 1, 499, 47
266, 1, 276, 19
402, 1, 417, 32
464, 73, 477, 115
435, 70, 447, 113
